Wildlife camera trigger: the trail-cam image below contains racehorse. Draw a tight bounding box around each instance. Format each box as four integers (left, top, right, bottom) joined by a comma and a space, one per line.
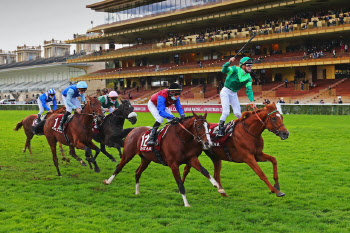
44, 96, 104, 176
14, 107, 66, 158
93, 99, 137, 162
182, 103, 289, 197
103, 112, 226, 207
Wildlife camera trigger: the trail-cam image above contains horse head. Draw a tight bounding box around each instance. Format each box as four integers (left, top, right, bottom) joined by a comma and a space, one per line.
118, 99, 137, 124
181, 111, 211, 150
264, 103, 289, 140
85, 96, 104, 121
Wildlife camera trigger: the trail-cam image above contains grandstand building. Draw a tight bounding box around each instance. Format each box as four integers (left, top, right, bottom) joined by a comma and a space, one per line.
66, 0, 350, 104
0, 40, 88, 103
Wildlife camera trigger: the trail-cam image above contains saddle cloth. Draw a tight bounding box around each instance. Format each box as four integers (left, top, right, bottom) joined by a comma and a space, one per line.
51, 114, 73, 133
139, 125, 170, 152
209, 121, 235, 147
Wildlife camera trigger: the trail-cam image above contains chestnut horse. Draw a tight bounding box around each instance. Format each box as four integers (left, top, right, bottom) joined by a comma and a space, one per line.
44, 96, 104, 176
14, 107, 66, 157
182, 103, 289, 197
103, 112, 226, 207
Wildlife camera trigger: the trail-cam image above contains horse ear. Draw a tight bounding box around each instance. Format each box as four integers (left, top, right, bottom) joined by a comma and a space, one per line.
192, 110, 198, 117
204, 111, 207, 119
273, 102, 276, 108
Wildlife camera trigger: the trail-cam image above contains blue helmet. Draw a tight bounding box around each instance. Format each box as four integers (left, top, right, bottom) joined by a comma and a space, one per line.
48, 89, 56, 94
77, 81, 88, 89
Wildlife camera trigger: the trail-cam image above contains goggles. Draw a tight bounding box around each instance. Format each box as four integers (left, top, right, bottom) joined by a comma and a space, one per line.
78, 89, 87, 92
49, 94, 55, 97
170, 91, 181, 96
110, 97, 117, 100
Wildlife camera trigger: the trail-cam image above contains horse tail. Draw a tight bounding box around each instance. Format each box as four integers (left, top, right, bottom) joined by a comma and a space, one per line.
32, 120, 46, 135
14, 120, 24, 131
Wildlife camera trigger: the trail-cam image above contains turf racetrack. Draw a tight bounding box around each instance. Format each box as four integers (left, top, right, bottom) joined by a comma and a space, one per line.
0, 111, 349, 232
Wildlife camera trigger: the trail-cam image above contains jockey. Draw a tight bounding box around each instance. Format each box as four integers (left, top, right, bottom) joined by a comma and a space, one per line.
58, 81, 87, 131
147, 83, 185, 146
98, 90, 119, 114
36, 89, 57, 124
217, 57, 255, 137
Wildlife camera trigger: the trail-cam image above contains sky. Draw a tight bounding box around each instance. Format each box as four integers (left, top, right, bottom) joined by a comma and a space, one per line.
0, 0, 105, 52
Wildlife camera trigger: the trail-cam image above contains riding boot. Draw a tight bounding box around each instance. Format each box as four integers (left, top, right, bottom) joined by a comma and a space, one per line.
217, 120, 225, 137
36, 114, 41, 124
58, 112, 70, 131
147, 121, 161, 146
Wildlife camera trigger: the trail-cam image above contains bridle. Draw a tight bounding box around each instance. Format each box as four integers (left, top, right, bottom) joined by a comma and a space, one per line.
246, 104, 285, 136
176, 118, 210, 144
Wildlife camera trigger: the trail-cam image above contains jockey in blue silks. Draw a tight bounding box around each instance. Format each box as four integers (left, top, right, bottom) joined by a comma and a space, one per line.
36, 89, 57, 124
58, 81, 87, 131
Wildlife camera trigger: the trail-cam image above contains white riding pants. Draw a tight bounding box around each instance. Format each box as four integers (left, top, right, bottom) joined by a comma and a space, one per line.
148, 100, 172, 123
37, 99, 51, 115
219, 87, 242, 121
62, 95, 81, 113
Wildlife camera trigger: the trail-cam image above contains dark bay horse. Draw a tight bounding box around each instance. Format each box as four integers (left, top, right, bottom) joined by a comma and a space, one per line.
182, 103, 289, 197
44, 96, 104, 176
103, 112, 226, 207
93, 99, 137, 162
14, 107, 66, 157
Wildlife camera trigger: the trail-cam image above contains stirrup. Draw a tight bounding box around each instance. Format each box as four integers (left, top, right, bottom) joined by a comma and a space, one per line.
147, 139, 157, 146
217, 129, 225, 137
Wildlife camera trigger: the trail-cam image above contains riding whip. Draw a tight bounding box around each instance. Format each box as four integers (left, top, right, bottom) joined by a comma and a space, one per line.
234, 33, 256, 58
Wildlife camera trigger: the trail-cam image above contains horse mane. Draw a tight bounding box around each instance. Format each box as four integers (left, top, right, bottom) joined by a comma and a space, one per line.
235, 108, 266, 124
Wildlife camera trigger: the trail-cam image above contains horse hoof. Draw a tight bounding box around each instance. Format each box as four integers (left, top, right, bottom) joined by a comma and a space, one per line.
220, 193, 228, 197
276, 191, 285, 197
103, 180, 110, 185
80, 161, 87, 166
218, 188, 226, 194
95, 168, 101, 173
111, 159, 117, 162
22, 149, 26, 152
62, 157, 66, 161
185, 205, 192, 208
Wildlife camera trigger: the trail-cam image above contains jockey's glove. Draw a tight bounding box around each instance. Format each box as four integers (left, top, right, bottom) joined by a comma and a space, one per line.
180, 114, 185, 119
171, 117, 180, 124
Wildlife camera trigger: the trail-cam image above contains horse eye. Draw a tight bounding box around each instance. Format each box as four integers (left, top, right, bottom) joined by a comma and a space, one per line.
272, 117, 276, 121
197, 126, 201, 129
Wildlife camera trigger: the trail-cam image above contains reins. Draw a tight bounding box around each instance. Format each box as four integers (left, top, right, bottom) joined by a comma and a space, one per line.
177, 118, 209, 144
244, 104, 285, 136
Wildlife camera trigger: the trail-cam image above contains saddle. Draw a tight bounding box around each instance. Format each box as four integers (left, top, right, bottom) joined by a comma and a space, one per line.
209, 121, 236, 147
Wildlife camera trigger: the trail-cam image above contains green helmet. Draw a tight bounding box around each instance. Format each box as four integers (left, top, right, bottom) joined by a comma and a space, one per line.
239, 57, 253, 67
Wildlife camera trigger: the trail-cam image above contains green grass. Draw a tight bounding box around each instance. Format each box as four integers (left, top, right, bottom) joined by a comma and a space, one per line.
0, 111, 349, 232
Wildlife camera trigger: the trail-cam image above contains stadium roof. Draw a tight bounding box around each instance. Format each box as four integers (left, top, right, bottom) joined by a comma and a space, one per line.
87, 0, 164, 13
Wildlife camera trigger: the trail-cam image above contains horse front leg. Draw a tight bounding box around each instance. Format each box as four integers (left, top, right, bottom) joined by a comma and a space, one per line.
259, 152, 280, 191
69, 146, 86, 166
188, 157, 226, 196
135, 157, 151, 195
100, 143, 117, 162
244, 154, 285, 197
170, 163, 191, 207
